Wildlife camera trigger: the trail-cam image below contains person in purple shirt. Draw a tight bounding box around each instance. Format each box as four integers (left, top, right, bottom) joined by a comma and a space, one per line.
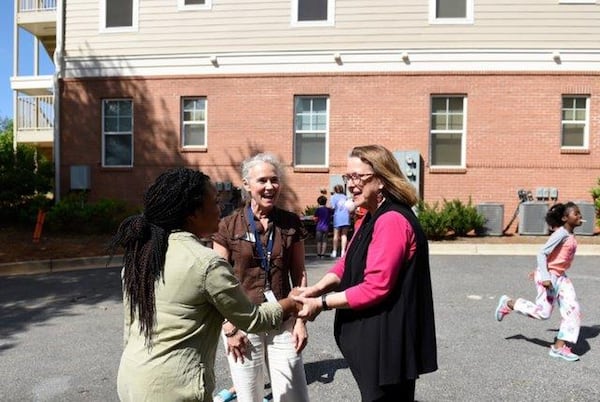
313, 195, 332, 258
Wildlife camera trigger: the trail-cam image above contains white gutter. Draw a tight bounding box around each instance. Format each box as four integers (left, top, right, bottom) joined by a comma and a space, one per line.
12, 0, 18, 152
53, 0, 64, 202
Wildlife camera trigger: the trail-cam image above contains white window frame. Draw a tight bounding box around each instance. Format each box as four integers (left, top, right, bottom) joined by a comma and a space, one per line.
429, 96, 467, 169
177, 0, 212, 11
428, 0, 474, 25
102, 99, 134, 168
561, 96, 590, 150
99, 0, 139, 33
293, 96, 329, 168
292, 0, 335, 27
181, 97, 208, 149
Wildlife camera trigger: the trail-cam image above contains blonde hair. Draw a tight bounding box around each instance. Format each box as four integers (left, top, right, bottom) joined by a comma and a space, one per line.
349, 145, 418, 207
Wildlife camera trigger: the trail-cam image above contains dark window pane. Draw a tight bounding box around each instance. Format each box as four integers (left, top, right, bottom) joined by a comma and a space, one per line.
436, 0, 466, 18
298, 0, 328, 21
562, 124, 584, 147
185, 0, 206, 4
431, 133, 461, 165
105, 134, 132, 166
295, 133, 326, 165
106, 0, 133, 28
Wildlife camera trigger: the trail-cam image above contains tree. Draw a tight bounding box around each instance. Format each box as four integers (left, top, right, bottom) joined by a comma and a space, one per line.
0, 120, 54, 223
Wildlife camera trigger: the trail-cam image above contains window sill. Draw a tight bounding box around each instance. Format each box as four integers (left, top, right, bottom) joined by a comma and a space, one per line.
100, 166, 133, 171
181, 147, 208, 153
293, 166, 329, 173
560, 148, 589, 154
428, 167, 467, 174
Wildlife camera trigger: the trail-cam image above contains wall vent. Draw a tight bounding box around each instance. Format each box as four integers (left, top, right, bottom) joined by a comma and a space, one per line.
476, 203, 504, 236
70, 165, 91, 190
518, 202, 549, 235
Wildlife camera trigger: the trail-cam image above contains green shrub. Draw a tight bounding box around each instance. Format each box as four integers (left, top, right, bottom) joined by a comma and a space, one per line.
45, 192, 137, 234
304, 204, 318, 216
416, 201, 451, 240
591, 178, 600, 227
442, 198, 486, 237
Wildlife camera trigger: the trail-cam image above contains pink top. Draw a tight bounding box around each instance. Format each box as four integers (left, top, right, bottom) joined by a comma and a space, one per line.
537, 226, 577, 280
329, 211, 416, 309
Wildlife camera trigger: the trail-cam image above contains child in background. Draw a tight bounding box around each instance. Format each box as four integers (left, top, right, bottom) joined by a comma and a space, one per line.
313, 195, 331, 258
495, 202, 584, 361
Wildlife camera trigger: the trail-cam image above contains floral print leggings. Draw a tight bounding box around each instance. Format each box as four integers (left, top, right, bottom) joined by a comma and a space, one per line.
513, 270, 581, 344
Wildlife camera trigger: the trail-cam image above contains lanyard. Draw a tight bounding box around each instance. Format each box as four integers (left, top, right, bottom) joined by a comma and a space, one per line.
246, 206, 274, 284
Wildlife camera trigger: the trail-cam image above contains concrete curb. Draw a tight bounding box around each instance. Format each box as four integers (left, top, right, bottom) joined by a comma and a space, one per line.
0, 255, 124, 277
1, 243, 599, 277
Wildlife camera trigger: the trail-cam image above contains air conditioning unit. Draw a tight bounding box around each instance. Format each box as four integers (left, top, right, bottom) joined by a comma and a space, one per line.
518, 202, 549, 235
476, 203, 504, 236
574, 201, 596, 236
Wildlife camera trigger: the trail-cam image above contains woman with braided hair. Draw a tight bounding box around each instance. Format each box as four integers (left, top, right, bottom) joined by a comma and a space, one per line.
111, 167, 300, 402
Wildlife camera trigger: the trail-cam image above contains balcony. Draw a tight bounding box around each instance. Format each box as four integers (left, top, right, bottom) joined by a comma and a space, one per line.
15, 95, 54, 146
17, 0, 57, 57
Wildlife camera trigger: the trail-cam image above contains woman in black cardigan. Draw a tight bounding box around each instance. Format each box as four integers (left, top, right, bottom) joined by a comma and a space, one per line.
295, 145, 437, 401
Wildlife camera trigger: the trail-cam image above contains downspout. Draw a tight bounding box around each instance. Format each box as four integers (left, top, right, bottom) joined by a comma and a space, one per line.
12, 0, 18, 152
53, 0, 65, 202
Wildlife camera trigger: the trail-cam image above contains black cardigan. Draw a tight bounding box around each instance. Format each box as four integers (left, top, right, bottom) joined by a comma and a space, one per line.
334, 200, 438, 400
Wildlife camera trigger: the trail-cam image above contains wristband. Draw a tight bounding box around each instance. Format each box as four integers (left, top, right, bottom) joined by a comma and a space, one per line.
321, 294, 331, 311
224, 327, 238, 337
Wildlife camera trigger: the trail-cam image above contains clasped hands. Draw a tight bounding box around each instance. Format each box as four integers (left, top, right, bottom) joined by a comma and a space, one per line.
288, 286, 325, 322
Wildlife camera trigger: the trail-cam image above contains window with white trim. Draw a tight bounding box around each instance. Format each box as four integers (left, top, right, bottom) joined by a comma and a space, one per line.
294, 96, 328, 167
100, 0, 138, 32
430, 96, 466, 167
292, 0, 335, 26
561, 96, 589, 149
102, 99, 133, 167
177, 0, 212, 11
429, 0, 473, 24
181, 97, 207, 148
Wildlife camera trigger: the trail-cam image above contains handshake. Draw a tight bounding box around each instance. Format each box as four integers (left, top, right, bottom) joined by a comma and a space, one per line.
279, 286, 327, 322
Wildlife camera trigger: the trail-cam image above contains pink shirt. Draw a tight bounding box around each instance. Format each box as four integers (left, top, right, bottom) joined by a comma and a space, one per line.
329, 211, 416, 310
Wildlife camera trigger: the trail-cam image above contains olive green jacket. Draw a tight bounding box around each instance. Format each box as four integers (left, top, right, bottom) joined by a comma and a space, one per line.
117, 231, 283, 402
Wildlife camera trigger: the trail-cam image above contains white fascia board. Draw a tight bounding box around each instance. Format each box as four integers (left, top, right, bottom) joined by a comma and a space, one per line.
62, 49, 600, 78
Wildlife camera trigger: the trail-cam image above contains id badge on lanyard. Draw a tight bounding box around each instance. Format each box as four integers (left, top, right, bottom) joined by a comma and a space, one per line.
246, 206, 275, 301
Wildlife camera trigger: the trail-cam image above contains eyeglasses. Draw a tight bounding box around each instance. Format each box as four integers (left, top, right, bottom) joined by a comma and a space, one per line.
341, 172, 375, 185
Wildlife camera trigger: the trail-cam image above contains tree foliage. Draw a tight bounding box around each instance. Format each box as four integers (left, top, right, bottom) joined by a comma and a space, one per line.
0, 120, 54, 223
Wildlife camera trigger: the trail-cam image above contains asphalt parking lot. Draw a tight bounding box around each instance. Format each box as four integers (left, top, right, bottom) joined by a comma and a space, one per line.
1, 254, 599, 401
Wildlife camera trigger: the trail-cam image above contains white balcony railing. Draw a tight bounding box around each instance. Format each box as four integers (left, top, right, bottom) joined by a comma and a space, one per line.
17, 95, 54, 131
19, 0, 56, 12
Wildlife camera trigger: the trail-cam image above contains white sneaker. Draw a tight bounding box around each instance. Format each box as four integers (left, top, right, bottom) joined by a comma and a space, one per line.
330, 251, 337, 258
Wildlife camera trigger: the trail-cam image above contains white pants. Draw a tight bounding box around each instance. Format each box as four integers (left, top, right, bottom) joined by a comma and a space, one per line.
222, 318, 309, 402
513, 271, 581, 344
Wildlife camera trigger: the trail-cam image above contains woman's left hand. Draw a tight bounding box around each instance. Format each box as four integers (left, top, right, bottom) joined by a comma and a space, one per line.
292, 318, 308, 353
293, 295, 322, 321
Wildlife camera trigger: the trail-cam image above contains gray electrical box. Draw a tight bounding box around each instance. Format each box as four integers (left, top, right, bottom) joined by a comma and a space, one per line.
70, 165, 91, 190
476, 203, 504, 236
518, 202, 549, 235
393, 150, 422, 198
574, 201, 596, 236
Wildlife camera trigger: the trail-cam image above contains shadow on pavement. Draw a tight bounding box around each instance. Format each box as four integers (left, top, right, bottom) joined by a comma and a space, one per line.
305, 358, 349, 385
505, 324, 600, 356
0, 267, 122, 355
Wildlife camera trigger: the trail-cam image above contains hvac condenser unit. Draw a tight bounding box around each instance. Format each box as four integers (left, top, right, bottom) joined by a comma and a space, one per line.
574, 201, 596, 236
476, 203, 504, 236
518, 202, 549, 235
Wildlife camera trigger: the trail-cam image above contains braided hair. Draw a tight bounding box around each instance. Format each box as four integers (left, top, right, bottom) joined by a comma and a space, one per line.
109, 167, 211, 345
545, 201, 577, 228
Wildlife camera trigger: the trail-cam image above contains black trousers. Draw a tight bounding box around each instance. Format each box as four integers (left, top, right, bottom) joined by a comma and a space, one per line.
369, 379, 416, 402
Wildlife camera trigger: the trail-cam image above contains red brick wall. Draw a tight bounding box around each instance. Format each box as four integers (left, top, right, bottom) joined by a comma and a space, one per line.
60, 72, 600, 232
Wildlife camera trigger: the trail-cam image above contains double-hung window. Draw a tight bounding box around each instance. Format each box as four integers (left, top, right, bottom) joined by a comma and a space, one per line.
430, 96, 466, 168
294, 96, 328, 167
561, 96, 589, 149
101, 0, 138, 32
102, 99, 133, 167
292, 0, 335, 26
181, 97, 207, 148
429, 0, 474, 24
